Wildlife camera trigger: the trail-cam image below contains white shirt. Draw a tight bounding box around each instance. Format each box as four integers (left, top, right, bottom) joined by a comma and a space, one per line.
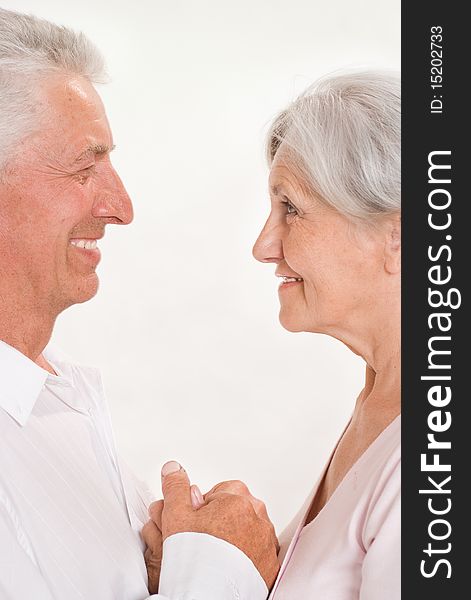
0, 340, 267, 600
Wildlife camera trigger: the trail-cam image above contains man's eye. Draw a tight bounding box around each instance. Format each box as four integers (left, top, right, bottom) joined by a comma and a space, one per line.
76, 166, 95, 184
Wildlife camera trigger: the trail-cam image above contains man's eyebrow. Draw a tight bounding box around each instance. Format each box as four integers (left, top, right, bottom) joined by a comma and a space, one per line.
75, 143, 116, 162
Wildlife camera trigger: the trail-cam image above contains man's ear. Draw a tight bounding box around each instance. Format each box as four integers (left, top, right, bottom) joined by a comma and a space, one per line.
384, 213, 401, 274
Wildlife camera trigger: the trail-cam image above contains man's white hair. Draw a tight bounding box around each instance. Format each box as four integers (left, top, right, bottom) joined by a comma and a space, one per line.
267, 70, 401, 222
0, 8, 106, 171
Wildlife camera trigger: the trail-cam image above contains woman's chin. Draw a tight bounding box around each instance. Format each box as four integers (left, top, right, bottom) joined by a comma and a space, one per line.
279, 308, 326, 334
278, 310, 306, 333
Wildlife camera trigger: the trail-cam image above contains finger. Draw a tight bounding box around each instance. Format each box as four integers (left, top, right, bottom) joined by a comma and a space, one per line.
161, 460, 192, 513
190, 484, 205, 509
144, 538, 163, 595
205, 480, 250, 498
218, 493, 268, 522
203, 481, 271, 522
145, 546, 162, 595
148, 499, 164, 531
251, 497, 270, 522
204, 489, 257, 513
203, 491, 258, 522
266, 520, 280, 554
141, 519, 162, 549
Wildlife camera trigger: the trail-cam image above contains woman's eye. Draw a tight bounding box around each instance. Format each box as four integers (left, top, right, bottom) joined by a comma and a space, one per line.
282, 199, 298, 216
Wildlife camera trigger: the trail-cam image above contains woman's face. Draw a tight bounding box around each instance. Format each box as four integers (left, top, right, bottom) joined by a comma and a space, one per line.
253, 150, 393, 337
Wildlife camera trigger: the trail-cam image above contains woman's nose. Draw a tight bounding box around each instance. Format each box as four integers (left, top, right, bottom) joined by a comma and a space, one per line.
252, 219, 283, 263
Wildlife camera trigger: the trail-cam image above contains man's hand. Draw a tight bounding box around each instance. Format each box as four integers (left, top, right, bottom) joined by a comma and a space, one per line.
141, 483, 204, 593
149, 461, 280, 590
141, 501, 163, 594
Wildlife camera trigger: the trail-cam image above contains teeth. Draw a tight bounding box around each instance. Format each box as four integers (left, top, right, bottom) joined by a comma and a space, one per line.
281, 277, 303, 283
70, 239, 98, 250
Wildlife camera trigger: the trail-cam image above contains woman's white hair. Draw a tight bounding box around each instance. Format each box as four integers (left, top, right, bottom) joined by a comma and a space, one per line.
0, 8, 106, 171
267, 70, 401, 221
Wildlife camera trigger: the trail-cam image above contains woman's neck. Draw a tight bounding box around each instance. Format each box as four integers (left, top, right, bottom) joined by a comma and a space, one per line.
349, 305, 401, 420
355, 354, 401, 428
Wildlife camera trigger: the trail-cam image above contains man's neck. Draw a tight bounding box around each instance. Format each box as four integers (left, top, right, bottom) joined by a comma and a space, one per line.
0, 303, 56, 371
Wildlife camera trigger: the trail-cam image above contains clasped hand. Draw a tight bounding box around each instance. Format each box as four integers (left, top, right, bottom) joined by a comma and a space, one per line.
141, 461, 280, 594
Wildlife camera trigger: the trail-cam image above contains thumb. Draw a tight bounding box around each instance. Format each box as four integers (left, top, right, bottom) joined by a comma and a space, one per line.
161, 461, 192, 514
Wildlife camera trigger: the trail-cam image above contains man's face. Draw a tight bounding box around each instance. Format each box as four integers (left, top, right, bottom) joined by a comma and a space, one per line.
0, 73, 133, 314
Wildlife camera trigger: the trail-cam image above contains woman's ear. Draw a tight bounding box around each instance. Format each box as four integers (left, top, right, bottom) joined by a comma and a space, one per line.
384, 213, 401, 274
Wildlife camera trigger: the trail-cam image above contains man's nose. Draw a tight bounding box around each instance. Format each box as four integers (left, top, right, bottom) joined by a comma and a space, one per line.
92, 165, 134, 225
252, 218, 283, 263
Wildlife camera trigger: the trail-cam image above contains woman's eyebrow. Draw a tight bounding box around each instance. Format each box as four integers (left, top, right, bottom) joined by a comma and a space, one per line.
271, 184, 293, 199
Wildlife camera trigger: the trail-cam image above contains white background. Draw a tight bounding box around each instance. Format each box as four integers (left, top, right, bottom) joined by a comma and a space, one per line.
4, 0, 400, 531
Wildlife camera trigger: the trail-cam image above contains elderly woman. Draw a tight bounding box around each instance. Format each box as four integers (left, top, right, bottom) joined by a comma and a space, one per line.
251, 70, 401, 598
145, 70, 401, 600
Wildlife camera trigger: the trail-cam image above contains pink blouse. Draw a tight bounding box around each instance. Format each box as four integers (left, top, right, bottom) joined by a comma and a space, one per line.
271, 415, 401, 599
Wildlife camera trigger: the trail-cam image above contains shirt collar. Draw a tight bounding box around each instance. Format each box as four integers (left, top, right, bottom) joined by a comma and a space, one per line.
0, 340, 73, 426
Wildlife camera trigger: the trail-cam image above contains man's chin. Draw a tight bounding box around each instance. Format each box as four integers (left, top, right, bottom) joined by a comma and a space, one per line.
69, 273, 100, 306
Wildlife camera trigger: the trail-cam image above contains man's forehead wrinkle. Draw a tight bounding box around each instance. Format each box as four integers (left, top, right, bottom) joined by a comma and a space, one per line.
19, 141, 114, 177
18, 140, 67, 171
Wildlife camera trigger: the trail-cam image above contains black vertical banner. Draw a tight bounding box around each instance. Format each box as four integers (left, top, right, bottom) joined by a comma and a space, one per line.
402, 2, 467, 598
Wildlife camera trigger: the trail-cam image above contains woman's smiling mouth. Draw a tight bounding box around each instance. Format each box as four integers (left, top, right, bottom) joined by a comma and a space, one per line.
277, 274, 304, 289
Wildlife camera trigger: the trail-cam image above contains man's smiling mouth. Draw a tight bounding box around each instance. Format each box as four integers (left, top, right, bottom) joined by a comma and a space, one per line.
69, 239, 98, 250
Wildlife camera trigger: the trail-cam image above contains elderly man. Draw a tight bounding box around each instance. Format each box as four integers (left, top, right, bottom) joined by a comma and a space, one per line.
0, 8, 278, 600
